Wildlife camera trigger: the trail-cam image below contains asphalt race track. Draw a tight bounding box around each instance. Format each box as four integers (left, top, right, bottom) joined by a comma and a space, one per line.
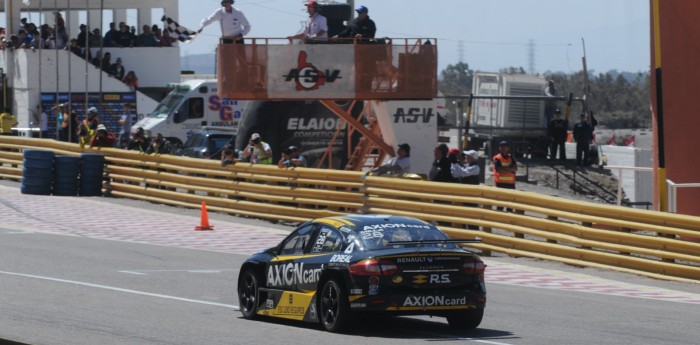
1, 181, 699, 345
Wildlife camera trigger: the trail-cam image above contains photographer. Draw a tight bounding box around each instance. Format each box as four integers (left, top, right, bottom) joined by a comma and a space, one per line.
429, 144, 457, 183
278, 146, 306, 168
221, 144, 240, 167
241, 132, 272, 164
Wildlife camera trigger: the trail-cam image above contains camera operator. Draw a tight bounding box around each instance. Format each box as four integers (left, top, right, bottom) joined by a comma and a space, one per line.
241, 133, 272, 164
429, 144, 457, 183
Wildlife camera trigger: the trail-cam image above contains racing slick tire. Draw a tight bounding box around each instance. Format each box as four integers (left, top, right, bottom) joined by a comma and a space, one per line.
238, 269, 261, 320
318, 279, 352, 333
446, 308, 484, 330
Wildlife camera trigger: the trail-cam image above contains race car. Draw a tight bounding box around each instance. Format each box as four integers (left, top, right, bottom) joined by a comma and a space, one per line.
237, 214, 486, 332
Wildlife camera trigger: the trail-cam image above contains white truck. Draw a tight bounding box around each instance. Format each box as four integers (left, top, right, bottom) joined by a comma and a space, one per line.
469, 71, 551, 156
132, 79, 246, 147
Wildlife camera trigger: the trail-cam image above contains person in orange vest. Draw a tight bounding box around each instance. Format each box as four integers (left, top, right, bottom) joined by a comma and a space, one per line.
492, 140, 517, 190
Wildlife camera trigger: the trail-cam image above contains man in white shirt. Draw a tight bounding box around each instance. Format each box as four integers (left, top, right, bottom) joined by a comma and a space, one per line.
451, 150, 480, 185
288, 1, 328, 42
199, 0, 251, 44
371, 143, 411, 175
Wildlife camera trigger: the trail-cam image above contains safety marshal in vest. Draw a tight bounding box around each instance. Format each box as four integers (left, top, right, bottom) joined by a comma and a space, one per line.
492, 140, 517, 189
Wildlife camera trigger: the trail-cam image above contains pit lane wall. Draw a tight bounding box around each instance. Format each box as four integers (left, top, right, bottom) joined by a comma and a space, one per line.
2, 136, 700, 283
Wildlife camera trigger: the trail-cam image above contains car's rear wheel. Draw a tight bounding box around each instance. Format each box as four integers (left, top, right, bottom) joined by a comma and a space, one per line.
446, 308, 484, 329
238, 269, 260, 319
318, 279, 351, 332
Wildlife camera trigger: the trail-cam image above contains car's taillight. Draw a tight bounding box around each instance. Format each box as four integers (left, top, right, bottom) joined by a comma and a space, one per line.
379, 259, 398, 276
349, 259, 398, 276
462, 256, 486, 274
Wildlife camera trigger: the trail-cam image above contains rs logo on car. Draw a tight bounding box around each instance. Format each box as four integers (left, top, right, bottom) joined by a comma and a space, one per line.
430, 274, 451, 284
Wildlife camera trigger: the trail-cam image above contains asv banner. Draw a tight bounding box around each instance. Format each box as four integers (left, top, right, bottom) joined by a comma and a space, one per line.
267, 45, 355, 99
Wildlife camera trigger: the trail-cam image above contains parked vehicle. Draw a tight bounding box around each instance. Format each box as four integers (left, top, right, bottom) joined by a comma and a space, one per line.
176, 126, 236, 160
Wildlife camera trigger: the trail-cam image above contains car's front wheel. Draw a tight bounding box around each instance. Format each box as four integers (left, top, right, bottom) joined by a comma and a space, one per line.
318, 279, 351, 332
446, 308, 484, 329
238, 269, 260, 319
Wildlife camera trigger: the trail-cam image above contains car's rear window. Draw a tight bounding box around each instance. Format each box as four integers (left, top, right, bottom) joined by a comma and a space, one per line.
358, 224, 454, 250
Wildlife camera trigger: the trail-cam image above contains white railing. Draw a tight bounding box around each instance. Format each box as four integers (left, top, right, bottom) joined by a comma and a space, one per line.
667, 179, 700, 213
606, 165, 653, 206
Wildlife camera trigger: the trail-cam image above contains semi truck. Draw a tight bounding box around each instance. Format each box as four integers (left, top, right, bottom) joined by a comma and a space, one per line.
468, 71, 555, 156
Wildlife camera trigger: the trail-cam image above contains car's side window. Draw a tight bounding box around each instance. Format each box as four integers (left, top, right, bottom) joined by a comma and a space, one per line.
310, 226, 345, 254
279, 224, 315, 256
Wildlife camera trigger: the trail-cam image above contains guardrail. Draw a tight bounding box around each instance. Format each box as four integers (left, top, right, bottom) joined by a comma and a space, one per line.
2, 136, 700, 283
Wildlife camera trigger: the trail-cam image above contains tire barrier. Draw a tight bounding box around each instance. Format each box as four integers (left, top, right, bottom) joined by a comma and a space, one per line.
79, 153, 105, 197
2, 137, 700, 283
53, 156, 80, 196
21, 149, 54, 195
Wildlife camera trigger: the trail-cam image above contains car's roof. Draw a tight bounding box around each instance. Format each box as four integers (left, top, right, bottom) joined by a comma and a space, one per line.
312, 215, 432, 230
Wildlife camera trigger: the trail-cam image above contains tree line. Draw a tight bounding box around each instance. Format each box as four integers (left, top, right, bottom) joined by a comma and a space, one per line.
439, 62, 651, 129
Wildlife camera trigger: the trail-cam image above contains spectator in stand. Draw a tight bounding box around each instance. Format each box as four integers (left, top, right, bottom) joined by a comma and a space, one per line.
278, 146, 307, 168
241, 132, 272, 164
109, 57, 126, 80
451, 150, 480, 185
136, 24, 159, 47
547, 109, 568, 161
118, 103, 132, 148
122, 71, 139, 91
157, 26, 175, 47
332, 5, 376, 41
66, 38, 82, 56
146, 133, 172, 154
6, 34, 20, 50
113, 22, 134, 47
101, 52, 112, 72
103, 22, 117, 47
288, 1, 327, 42
77, 24, 88, 48
54, 12, 68, 49
44, 26, 57, 49
91, 50, 103, 68
199, 0, 251, 44
493, 141, 517, 189
18, 29, 37, 49
90, 124, 115, 148
429, 144, 456, 182
89, 28, 103, 47
573, 113, 594, 166
128, 127, 150, 152
371, 143, 411, 175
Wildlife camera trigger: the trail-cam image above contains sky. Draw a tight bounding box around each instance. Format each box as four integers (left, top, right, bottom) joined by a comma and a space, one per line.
175, 0, 650, 75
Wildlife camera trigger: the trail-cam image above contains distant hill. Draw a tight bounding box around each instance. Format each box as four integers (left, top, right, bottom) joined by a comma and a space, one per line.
181, 53, 216, 75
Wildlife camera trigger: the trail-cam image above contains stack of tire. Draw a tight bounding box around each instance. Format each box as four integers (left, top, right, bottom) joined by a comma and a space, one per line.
52, 156, 80, 196
78, 153, 105, 197
21, 150, 54, 195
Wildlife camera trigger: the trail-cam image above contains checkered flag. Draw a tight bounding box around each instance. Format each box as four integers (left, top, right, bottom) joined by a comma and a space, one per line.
161, 15, 198, 43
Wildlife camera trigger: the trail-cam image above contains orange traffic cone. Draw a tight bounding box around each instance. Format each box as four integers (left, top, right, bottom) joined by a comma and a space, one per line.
195, 201, 214, 231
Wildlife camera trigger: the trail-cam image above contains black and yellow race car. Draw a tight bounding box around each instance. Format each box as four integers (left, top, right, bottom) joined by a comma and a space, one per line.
237, 214, 486, 332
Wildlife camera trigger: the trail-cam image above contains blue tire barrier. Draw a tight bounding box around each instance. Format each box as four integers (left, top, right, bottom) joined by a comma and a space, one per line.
78, 154, 105, 197
23, 149, 55, 160
53, 156, 81, 197
21, 150, 54, 195
21, 184, 51, 195
22, 167, 53, 178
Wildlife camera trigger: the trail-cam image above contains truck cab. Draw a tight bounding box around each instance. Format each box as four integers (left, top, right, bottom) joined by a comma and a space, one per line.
132, 79, 246, 148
